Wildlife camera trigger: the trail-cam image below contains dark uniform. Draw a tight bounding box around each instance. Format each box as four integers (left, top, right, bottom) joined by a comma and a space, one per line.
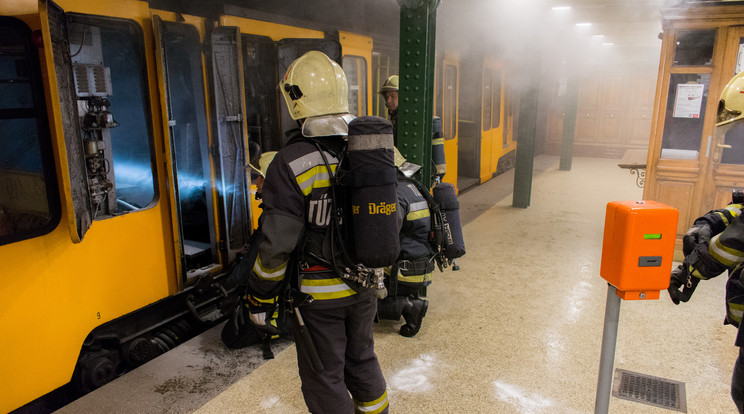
670, 201, 744, 412
249, 130, 389, 413
377, 173, 434, 337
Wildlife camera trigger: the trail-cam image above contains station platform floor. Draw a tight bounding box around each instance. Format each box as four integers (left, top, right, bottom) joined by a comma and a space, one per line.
57, 155, 739, 413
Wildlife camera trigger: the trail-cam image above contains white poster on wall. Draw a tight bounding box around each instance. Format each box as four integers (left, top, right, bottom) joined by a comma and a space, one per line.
673, 83, 705, 118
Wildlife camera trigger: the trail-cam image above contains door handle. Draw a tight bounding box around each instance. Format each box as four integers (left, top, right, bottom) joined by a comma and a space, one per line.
718, 144, 733, 149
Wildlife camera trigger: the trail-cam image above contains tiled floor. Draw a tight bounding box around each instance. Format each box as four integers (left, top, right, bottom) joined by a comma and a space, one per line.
60, 156, 739, 413
195, 156, 739, 413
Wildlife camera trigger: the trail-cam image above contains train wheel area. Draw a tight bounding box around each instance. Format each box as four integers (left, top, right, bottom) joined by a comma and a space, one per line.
52, 323, 293, 413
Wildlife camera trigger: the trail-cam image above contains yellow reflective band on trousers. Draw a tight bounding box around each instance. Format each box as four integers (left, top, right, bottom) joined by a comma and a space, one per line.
710, 233, 744, 268
253, 254, 287, 281
300, 277, 356, 300
398, 272, 432, 284
354, 389, 389, 414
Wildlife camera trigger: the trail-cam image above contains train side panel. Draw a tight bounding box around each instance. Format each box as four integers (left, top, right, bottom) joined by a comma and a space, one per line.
1, 0, 178, 411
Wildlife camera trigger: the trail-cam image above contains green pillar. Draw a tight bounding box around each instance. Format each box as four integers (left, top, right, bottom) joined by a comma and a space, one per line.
512, 63, 541, 208
560, 76, 579, 171
397, 0, 439, 189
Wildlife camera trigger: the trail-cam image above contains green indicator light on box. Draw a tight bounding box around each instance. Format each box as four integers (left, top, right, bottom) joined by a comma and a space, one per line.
644, 233, 662, 239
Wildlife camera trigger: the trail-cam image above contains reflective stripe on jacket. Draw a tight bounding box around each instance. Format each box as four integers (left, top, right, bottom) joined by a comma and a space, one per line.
249, 131, 358, 302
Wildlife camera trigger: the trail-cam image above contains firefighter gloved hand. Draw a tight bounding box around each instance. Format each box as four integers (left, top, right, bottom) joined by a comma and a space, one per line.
246, 295, 281, 336
682, 222, 712, 256
668, 264, 700, 304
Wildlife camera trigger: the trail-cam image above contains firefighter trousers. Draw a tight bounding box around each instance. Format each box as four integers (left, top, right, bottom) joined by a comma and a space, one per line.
291, 290, 388, 414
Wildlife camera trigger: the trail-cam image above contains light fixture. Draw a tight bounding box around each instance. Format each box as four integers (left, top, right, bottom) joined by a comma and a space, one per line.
576, 22, 592, 27
602, 42, 614, 46
552, 6, 571, 11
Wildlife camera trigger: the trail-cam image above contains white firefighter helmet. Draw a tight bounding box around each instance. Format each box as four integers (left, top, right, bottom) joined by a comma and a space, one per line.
379, 75, 399, 95
279, 51, 349, 120
718, 70, 744, 127
246, 151, 277, 178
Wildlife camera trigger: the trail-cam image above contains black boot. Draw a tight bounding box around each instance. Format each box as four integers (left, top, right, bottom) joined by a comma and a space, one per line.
377, 296, 408, 321
400, 298, 428, 337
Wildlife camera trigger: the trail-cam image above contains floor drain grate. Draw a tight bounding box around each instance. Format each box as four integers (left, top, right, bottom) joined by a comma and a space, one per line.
612, 368, 687, 412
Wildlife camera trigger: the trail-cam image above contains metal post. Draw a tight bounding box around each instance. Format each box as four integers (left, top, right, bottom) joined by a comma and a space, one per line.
595, 284, 621, 414
560, 75, 578, 171
512, 63, 540, 208
397, 0, 439, 189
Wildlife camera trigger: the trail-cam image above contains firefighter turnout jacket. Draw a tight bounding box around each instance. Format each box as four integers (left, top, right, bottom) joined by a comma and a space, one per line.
686, 202, 744, 333
248, 130, 358, 305
393, 175, 437, 289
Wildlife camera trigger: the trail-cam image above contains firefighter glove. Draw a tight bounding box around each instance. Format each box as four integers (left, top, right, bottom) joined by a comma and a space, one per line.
682, 223, 712, 256
668, 263, 700, 304
246, 295, 281, 336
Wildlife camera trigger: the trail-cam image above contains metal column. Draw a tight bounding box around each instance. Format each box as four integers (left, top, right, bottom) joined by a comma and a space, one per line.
595, 284, 621, 414
396, 0, 439, 189
560, 75, 579, 171
512, 61, 541, 208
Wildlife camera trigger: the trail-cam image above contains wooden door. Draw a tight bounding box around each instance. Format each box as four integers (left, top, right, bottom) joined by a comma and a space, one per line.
645, 26, 734, 242
703, 27, 744, 211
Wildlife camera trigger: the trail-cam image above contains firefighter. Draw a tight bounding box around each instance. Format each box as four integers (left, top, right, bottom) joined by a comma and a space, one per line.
247, 151, 277, 198
668, 70, 744, 413
221, 151, 280, 351
379, 74, 446, 182
245, 51, 388, 414
377, 148, 434, 337
379, 75, 399, 135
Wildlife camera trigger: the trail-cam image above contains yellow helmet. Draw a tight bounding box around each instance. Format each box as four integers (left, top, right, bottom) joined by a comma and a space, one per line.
717, 71, 744, 127
379, 75, 399, 95
393, 146, 406, 168
246, 151, 277, 178
279, 51, 349, 120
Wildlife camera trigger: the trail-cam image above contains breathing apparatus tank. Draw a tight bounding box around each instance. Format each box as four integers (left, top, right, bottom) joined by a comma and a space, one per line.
431, 116, 446, 180
433, 182, 465, 260
344, 116, 400, 268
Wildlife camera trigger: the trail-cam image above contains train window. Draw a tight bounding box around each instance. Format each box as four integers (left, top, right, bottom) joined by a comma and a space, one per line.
343, 55, 368, 116
482, 68, 492, 131
674, 30, 716, 66
0, 18, 60, 245
492, 69, 501, 130
443, 64, 457, 139
67, 16, 156, 216
660, 73, 710, 159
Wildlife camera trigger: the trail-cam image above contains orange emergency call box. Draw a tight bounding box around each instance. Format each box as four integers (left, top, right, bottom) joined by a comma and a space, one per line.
600, 200, 678, 300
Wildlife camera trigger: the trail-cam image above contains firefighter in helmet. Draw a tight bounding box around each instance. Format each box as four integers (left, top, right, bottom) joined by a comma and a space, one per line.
380, 74, 446, 182
380, 75, 399, 135
668, 70, 744, 413
245, 51, 388, 413
247, 151, 277, 199
377, 148, 434, 337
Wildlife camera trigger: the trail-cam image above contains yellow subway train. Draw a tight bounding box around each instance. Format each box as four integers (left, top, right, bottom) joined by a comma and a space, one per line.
0, 0, 517, 411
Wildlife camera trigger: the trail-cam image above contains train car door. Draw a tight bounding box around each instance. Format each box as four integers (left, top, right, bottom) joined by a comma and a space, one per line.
152, 13, 221, 287
210, 27, 251, 262
339, 31, 373, 117
439, 52, 460, 190
456, 56, 481, 191
480, 58, 505, 183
